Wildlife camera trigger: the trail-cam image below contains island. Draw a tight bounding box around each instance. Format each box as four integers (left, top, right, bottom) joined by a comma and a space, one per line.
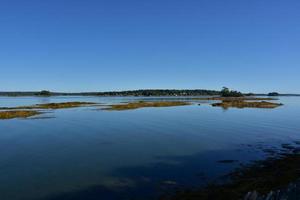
0, 89, 299, 97
194, 87, 283, 109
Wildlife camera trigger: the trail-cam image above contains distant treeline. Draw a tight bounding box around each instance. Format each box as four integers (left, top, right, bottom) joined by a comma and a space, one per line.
95, 89, 221, 96
0, 90, 298, 97
0, 89, 220, 96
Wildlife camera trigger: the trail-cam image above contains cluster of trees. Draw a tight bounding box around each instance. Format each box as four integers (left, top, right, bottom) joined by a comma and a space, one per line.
95, 89, 220, 96
220, 87, 244, 97
0, 89, 289, 97
35, 90, 51, 96
0, 89, 220, 97
0, 90, 52, 96
268, 92, 279, 96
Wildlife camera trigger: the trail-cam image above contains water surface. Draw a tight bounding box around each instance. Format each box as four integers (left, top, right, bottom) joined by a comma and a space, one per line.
0, 96, 300, 200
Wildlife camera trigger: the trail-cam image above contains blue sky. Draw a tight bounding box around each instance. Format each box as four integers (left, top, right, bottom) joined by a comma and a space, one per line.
0, 0, 299, 93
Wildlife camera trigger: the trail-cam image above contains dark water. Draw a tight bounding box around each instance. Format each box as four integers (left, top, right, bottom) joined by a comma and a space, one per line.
0, 96, 300, 200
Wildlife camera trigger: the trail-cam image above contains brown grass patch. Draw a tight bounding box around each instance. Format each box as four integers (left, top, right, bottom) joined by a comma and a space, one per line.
194, 97, 277, 101
0, 102, 97, 110
212, 100, 283, 109
0, 110, 41, 119
105, 101, 190, 111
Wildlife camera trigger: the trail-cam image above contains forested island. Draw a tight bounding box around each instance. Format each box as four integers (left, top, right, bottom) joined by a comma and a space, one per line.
0, 89, 220, 96
0, 89, 298, 97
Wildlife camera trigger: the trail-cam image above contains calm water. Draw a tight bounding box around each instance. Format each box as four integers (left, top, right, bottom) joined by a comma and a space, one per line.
0, 96, 300, 200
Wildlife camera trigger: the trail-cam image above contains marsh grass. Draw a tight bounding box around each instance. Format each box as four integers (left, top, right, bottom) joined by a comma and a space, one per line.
105, 101, 191, 110
212, 100, 283, 109
0, 110, 41, 119
34, 102, 97, 109
193, 97, 278, 101
0, 102, 97, 110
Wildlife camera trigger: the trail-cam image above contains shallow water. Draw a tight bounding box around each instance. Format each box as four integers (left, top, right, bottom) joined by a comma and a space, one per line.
0, 96, 300, 200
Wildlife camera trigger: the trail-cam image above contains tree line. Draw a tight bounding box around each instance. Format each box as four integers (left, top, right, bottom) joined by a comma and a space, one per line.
0, 88, 288, 97
0, 89, 220, 96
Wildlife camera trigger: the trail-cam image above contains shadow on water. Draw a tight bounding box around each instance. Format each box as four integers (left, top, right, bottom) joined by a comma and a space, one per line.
38, 147, 265, 200
40, 185, 134, 200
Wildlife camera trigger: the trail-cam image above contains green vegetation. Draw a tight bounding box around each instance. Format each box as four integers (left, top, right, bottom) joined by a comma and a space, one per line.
212, 100, 283, 109
0, 110, 41, 119
168, 148, 300, 200
105, 101, 190, 110
35, 90, 51, 96
268, 92, 279, 96
97, 89, 220, 96
0, 89, 220, 96
220, 87, 244, 97
0, 89, 299, 97
244, 93, 255, 96
0, 102, 97, 110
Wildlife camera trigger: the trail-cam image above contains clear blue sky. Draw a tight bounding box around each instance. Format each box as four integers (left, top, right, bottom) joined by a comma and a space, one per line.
1, 0, 299, 93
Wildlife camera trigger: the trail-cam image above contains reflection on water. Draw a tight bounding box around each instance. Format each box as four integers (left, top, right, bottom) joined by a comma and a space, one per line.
0, 96, 300, 200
